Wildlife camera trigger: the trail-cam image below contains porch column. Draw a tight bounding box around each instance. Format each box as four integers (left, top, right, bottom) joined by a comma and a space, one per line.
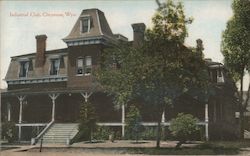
80, 92, 92, 102
7, 103, 11, 121
205, 103, 209, 141
161, 111, 166, 139
17, 95, 26, 141
49, 94, 59, 122
161, 111, 165, 123
122, 104, 125, 138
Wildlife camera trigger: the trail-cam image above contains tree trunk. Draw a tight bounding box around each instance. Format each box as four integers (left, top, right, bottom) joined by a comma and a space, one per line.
156, 118, 161, 148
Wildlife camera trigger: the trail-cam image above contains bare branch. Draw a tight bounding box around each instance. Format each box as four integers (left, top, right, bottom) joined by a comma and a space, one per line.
155, 0, 161, 8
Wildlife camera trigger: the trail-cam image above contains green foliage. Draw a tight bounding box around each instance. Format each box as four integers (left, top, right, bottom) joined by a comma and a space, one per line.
125, 105, 144, 141
140, 127, 157, 140
169, 113, 199, 147
2, 121, 17, 143
221, 0, 250, 139
77, 101, 97, 142
149, 0, 193, 43
221, 0, 250, 82
96, 43, 140, 106
96, 0, 211, 148
93, 126, 111, 141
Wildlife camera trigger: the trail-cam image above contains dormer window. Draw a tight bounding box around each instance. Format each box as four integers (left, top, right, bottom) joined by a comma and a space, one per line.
19, 61, 29, 78
80, 16, 91, 33
50, 58, 60, 75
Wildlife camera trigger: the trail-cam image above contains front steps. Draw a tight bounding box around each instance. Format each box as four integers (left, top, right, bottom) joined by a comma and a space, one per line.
244, 130, 250, 139
40, 123, 78, 144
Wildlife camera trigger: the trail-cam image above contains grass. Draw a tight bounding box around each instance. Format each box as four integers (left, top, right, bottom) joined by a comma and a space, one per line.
127, 147, 239, 155
203, 140, 250, 148
25, 140, 250, 155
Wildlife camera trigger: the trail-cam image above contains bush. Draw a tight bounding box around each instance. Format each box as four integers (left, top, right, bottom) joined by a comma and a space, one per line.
77, 101, 97, 142
93, 126, 111, 141
125, 105, 144, 142
2, 121, 17, 143
169, 113, 200, 148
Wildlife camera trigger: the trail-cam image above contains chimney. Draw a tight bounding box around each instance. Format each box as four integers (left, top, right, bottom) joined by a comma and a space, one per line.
35, 35, 47, 67
132, 23, 146, 48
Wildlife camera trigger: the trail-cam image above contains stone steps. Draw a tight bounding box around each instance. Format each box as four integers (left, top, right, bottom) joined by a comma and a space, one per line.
40, 123, 78, 144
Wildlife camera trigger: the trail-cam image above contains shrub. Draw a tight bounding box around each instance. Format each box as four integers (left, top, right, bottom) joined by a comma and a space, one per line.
93, 126, 111, 141
77, 101, 97, 142
2, 121, 17, 143
125, 105, 144, 142
169, 113, 200, 148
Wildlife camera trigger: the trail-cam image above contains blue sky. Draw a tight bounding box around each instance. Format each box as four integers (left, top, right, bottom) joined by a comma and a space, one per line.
0, 0, 248, 89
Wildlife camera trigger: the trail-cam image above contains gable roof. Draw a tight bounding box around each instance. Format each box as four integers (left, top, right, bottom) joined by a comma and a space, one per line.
63, 8, 115, 42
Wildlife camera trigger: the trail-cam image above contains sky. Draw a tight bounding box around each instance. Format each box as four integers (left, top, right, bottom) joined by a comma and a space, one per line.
0, 0, 249, 90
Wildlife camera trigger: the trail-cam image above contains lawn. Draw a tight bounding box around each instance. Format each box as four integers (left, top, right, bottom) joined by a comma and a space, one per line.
26, 140, 250, 155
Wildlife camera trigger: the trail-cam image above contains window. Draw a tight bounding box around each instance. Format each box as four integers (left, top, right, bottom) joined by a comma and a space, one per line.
211, 69, 217, 83
19, 61, 29, 78
77, 58, 84, 75
81, 17, 90, 33
76, 56, 92, 76
85, 56, 92, 75
217, 69, 224, 83
50, 59, 60, 75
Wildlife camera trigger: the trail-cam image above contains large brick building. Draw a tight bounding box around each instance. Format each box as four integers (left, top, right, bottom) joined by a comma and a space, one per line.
1, 8, 239, 144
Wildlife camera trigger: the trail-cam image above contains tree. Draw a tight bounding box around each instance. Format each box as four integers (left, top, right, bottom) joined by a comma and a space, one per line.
96, 0, 210, 148
78, 101, 97, 142
221, 0, 250, 139
126, 105, 143, 142
137, 0, 210, 148
169, 113, 199, 148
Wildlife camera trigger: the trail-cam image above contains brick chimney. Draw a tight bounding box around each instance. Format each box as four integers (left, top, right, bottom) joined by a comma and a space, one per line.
132, 23, 145, 48
35, 35, 47, 67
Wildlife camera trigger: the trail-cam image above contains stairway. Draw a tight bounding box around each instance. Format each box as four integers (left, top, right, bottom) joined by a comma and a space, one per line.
41, 123, 78, 144
244, 130, 250, 139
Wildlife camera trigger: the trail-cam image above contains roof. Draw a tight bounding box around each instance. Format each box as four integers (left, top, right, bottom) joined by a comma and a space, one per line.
63, 8, 115, 42
11, 48, 68, 59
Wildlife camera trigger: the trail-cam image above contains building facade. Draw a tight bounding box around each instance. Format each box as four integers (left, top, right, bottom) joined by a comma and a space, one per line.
1, 8, 239, 143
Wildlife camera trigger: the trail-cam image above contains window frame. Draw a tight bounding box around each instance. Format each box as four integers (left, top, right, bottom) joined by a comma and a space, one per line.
85, 56, 92, 76
76, 57, 84, 76
50, 58, 60, 76
19, 61, 29, 78
80, 16, 91, 33
217, 69, 224, 83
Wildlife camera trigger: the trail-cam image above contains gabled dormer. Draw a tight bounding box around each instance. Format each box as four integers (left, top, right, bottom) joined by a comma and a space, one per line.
63, 9, 115, 46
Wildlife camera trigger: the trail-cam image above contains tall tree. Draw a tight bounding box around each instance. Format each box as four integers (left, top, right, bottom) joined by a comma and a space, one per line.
96, 0, 210, 148
221, 0, 250, 139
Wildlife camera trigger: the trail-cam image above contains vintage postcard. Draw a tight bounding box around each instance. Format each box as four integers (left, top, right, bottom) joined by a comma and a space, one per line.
1, 0, 249, 155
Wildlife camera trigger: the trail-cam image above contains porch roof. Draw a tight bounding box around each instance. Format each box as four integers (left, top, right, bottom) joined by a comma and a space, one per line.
1, 87, 101, 97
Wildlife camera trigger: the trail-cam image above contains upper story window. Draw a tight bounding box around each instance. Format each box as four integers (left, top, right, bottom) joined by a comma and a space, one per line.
50, 58, 60, 75
210, 68, 224, 83
19, 61, 29, 78
77, 57, 84, 75
76, 56, 92, 76
80, 16, 91, 33
217, 69, 224, 83
85, 56, 92, 75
